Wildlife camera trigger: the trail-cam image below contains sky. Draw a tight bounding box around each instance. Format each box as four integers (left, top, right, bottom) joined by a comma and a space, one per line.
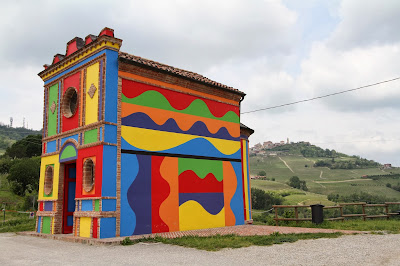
1, 0, 400, 165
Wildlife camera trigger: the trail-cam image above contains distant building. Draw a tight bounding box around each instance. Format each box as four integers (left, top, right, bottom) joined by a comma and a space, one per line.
383, 164, 392, 169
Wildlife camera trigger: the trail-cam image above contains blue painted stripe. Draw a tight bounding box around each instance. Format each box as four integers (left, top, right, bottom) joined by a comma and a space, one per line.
61, 134, 79, 146
37, 216, 41, 233
47, 140, 57, 153
100, 217, 116, 239
120, 153, 139, 237
102, 145, 117, 197
104, 50, 119, 123
44, 50, 112, 85
102, 199, 116, 211
81, 200, 93, 211
231, 161, 245, 225
104, 124, 117, 144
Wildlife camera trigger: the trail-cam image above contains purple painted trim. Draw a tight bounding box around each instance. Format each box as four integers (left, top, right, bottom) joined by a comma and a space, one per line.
44, 201, 53, 211
59, 142, 78, 163
99, 60, 103, 121
43, 88, 48, 138
57, 81, 61, 133
80, 133, 82, 145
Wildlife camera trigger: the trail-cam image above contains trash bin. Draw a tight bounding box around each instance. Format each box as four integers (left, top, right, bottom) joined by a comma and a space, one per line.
311, 204, 325, 224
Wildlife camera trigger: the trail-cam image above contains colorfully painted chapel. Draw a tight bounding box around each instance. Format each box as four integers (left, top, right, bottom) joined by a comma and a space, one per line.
36, 27, 254, 239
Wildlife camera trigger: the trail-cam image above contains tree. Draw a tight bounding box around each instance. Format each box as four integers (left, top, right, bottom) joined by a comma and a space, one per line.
288, 176, 301, 189
258, 170, 266, 176
4, 135, 42, 159
7, 157, 40, 196
251, 188, 283, 210
288, 176, 308, 191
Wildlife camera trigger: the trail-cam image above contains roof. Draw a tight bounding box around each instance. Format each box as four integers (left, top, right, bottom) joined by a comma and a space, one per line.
119, 52, 245, 96
240, 123, 255, 135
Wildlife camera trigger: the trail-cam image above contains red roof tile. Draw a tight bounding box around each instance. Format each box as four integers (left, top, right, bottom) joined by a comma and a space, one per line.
119, 52, 245, 95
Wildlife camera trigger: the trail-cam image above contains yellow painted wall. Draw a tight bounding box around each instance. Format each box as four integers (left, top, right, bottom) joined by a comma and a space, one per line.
85, 62, 99, 125
80, 217, 91, 238
38, 155, 60, 200
179, 201, 225, 231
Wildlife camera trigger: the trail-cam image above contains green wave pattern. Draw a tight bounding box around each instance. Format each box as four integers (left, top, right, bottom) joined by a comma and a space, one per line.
122, 90, 239, 123
178, 158, 223, 181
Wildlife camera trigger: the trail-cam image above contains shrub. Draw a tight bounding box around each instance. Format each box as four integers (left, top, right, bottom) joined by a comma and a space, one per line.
251, 188, 283, 210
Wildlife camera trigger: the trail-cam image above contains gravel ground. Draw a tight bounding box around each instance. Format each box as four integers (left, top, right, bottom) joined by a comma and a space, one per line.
1, 233, 399, 265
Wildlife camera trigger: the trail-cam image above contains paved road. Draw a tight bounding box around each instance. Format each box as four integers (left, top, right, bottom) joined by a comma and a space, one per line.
1, 233, 399, 265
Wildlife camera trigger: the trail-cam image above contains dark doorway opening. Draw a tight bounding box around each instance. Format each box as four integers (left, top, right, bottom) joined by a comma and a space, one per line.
62, 163, 76, 234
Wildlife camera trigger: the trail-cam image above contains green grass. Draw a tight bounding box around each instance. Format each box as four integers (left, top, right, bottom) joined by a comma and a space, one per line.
251, 180, 291, 191
279, 219, 400, 234
0, 212, 36, 233
251, 179, 336, 206
0, 174, 24, 209
121, 233, 343, 251
282, 191, 333, 206
250, 155, 400, 200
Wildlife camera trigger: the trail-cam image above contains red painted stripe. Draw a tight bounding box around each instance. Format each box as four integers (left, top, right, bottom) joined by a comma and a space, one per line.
62, 72, 80, 132
178, 171, 223, 193
92, 218, 98, 238
122, 79, 240, 117
151, 156, 170, 233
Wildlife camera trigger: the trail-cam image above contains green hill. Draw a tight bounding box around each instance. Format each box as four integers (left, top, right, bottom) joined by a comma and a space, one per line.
250, 143, 400, 204
0, 124, 41, 155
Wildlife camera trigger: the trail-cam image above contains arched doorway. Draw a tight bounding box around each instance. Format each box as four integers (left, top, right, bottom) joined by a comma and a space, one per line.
59, 142, 78, 234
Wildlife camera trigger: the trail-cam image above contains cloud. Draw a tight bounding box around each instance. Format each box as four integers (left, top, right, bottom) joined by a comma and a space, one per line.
298, 43, 400, 112
329, 0, 400, 49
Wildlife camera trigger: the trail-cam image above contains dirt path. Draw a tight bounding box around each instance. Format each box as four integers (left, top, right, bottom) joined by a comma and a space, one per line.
278, 157, 294, 173
315, 178, 372, 184
303, 157, 315, 164
1, 233, 399, 265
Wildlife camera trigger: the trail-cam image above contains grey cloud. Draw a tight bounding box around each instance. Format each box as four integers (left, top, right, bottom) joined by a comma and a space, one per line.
329, 0, 400, 49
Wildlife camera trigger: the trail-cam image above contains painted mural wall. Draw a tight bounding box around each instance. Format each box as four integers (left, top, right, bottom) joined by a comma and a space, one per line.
120, 78, 245, 236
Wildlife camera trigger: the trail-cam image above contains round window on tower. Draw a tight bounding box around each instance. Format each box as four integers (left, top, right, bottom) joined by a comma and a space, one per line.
62, 87, 78, 118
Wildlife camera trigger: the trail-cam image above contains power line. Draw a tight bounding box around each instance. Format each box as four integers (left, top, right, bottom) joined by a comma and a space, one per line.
313, 139, 400, 145
241, 77, 400, 114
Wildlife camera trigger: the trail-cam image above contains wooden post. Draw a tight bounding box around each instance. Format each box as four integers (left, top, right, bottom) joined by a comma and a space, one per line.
294, 207, 298, 224
385, 204, 389, 220
274, 207, 279, 226
362, 204, 366, 221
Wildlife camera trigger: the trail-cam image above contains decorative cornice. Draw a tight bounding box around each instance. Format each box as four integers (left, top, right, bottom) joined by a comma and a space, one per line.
39, 35, 122, 81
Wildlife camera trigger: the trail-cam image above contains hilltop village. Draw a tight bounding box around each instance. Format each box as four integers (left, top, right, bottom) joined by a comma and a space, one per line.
250, 139, 310, 156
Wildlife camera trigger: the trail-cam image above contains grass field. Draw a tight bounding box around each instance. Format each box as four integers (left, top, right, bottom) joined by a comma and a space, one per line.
250, 154, 400, 201
0, 174, 23, 209
251, 180, 335, 205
